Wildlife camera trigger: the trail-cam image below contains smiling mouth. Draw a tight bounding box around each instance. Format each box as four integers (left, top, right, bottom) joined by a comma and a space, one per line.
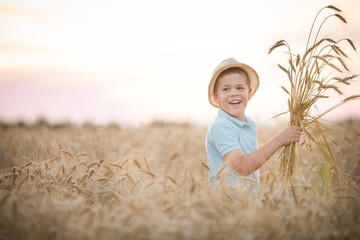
229, 100, 241, 105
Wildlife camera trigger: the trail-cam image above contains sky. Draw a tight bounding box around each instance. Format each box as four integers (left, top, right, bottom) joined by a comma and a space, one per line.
0, 0, 359, 126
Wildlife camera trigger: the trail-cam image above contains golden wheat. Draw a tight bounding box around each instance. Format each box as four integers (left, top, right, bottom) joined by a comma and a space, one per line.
0, 121, 359, 239
268, 5, 359, 179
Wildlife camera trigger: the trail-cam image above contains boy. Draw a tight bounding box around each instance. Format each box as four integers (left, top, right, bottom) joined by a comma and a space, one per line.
205, 58, 301, 192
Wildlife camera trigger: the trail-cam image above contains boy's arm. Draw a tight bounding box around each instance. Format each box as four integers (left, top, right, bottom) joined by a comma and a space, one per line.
224, 126, 302, 176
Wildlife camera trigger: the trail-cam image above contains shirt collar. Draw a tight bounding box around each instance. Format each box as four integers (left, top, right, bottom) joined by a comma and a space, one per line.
218, 109, 257, 129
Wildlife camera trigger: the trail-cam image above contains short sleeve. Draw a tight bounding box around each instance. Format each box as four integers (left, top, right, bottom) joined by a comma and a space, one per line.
211, 122, 241, 157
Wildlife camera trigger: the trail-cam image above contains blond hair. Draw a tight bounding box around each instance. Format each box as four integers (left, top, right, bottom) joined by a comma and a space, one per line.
214, 67, 251, 91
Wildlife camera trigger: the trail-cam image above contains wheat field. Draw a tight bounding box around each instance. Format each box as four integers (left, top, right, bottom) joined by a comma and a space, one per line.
0, 119, 359, 240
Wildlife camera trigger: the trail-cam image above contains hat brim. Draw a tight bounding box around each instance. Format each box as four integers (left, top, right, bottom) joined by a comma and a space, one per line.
208, 61, 259, 108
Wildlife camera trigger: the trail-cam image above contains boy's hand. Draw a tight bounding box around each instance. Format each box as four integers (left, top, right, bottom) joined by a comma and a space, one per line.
277, 126, 302, 146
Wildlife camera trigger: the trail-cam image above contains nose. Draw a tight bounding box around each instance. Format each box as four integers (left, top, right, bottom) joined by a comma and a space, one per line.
230, 89, 239, 96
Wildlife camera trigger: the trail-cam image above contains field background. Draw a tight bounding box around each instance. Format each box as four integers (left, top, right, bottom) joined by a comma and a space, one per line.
0, 119, 359, 240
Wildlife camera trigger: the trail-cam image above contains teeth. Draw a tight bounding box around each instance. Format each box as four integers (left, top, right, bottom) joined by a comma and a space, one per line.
230, 101, 240, 104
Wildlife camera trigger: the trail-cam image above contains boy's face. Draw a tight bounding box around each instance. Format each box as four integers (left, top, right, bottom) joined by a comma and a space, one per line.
214, 72, 252, 122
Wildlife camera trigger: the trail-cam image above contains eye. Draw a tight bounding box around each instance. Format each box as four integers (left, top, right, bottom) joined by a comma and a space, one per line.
223, 88, 229, 91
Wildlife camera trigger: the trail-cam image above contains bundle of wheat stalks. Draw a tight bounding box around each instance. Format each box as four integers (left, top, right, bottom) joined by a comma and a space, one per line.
268, 5, 360, 179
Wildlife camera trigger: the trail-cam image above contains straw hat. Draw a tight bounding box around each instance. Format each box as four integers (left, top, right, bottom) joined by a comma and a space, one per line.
208, 58, 259, 108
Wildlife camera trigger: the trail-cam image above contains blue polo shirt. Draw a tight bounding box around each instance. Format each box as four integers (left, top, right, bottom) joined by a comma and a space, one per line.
205, 109, 259, 192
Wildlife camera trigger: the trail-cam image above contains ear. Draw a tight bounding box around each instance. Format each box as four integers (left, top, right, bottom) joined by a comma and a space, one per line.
214, 92, 220, 104
247, 88, 252, 100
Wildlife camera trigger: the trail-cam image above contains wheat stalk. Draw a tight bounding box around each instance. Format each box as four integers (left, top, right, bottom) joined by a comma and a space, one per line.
268, 5, 359, 179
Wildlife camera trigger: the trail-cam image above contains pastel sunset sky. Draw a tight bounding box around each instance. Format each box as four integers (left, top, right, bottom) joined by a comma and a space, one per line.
0, 0, 359, 125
